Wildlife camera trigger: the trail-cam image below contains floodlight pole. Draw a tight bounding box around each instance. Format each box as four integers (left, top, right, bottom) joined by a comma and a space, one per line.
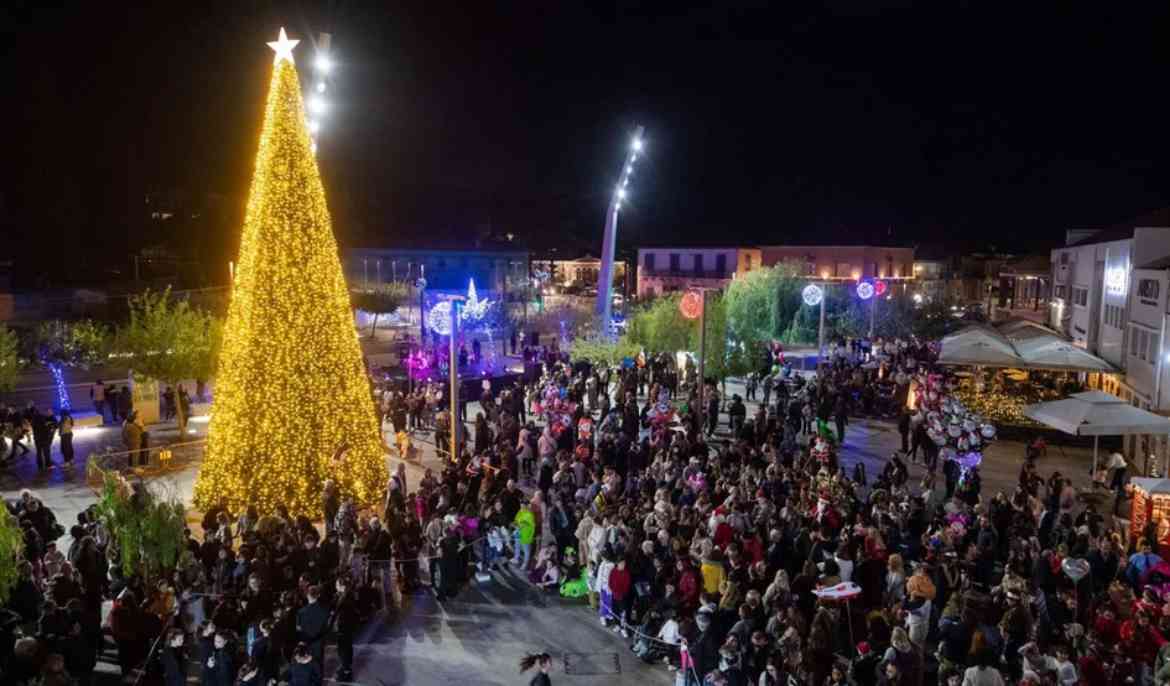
596, 125, 645, 334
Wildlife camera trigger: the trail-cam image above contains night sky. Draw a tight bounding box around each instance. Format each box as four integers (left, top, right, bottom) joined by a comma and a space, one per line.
4, 2, 1170, 287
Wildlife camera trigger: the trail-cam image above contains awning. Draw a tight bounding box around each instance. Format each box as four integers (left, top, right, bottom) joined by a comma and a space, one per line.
1012, 336, 1117, 373
937, 323, 1117, 373
937, 325, 1025, 366
1023, 391, 1170, 471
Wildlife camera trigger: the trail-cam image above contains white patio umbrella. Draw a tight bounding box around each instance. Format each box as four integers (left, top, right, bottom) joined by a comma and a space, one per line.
1023, 391, 1170, 472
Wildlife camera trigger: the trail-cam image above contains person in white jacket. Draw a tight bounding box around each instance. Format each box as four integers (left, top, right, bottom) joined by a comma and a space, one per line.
595, 556, 616, 628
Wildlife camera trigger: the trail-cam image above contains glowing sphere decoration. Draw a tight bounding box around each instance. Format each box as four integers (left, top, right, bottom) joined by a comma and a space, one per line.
802, 283, 824, 307
874, 280, 888, 296
427, 301, 453, 336
679, 290, 703, 320
856, 281, 875, 300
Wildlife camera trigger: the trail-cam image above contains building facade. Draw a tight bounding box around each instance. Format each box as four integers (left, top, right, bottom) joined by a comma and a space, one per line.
635, 247, 762, 297
345, 247, 529, 294
1049, 212, 1170, 407
532, 255, 626, 291
760, 245, 915, 281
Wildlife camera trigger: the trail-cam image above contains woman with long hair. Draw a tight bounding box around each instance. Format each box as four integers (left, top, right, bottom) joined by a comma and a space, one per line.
519, 652, 553, 685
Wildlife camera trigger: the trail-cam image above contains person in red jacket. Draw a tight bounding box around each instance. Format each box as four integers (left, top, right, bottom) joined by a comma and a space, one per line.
741, 528, 764, 566
712, 512, 734, 550
608, 557, 633, 638
1121, 609, 1166, 666
1076, 641, 1108, 686
676, 558, 701, 615
1092, 606, 1120, 646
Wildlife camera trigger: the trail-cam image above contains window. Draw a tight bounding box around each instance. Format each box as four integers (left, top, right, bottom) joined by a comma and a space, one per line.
644, 253, 656, 271
1132, 326, 1141, 357
1149, 331, 1159, 363
1072, 287, 1088, 307
670, 253, 680, 272
744, 254, 752, 271
1060, 252, 1069, 265
1139, 278, 1161, 302
716, 254, 727, 276
1104, 304, 1123, 329
693, 254, 704, 277
1054, 285, 1067, 299
1130, 327, 1157, 364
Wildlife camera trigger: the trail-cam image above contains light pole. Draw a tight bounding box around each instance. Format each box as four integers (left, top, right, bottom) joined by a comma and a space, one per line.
447, 296, 465, 463
802, 283, 826, 368
416, 277, 427, 345
680, 290, 708, 434
596, 126, 646, 333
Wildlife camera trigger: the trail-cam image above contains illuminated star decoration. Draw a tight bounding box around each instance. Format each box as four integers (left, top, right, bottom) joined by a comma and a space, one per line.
267, 27, 300, 65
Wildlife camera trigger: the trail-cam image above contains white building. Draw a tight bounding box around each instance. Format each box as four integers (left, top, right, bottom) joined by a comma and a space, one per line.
1050, 209, 1170, 406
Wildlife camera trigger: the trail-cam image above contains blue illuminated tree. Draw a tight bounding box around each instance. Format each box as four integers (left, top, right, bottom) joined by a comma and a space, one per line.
30, 320, 108, 413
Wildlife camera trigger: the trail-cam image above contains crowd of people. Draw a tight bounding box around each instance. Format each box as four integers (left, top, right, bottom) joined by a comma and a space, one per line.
1, 332, 1166, 686
377, 334, 1164, 686
1, 403, 76, 471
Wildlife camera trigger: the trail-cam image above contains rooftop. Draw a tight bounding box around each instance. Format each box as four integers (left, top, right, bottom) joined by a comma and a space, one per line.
1066, 207, 1170, 247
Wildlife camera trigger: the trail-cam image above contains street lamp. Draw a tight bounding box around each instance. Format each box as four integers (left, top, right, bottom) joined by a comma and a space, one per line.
596, 125, 646, 334
802, 283, 826, 366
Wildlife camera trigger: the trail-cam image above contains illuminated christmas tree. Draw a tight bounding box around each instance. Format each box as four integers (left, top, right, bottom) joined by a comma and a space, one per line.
194, 29, 386, 517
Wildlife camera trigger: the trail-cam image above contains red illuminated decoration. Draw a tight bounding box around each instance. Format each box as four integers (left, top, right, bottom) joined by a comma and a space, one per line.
679, 290, 703, 320
1130, 478, 1170, 558
874, 280, 888, 296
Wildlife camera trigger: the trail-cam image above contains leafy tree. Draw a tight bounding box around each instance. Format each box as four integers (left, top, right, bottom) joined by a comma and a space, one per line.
724, 262, 806, 349
626, 294, 693, 353
116, 288, 222, 434
571, 335, 641, 367
828, 292, 917, 340
0, 507, 23, 605
351, 283, 409, 338
30, 319, 108, 412
0, 325, 20, 398
90, 466, 186, 583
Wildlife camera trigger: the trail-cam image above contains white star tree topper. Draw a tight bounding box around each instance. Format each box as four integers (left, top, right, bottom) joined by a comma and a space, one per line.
267, 27, 300, 65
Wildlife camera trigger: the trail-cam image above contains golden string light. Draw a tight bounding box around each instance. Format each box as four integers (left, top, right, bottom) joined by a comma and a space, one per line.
193, 30, 386, 517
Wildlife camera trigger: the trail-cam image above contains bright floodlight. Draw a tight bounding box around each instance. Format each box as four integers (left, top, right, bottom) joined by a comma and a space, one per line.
617, 188, 627, 199
615, 203, 622, 211
632, 137, 643, 151
316, 81, 326, 93
626, 164, 633, 175
309, 119, 320, 134
315, 54, 332, 74
310, 141, 318, 155
309, 96, 326, 114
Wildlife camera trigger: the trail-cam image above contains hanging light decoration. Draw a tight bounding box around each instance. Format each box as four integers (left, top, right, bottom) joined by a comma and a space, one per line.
802, 283, 824, 307
856, 281, 875, 300
679, 290, 703, 320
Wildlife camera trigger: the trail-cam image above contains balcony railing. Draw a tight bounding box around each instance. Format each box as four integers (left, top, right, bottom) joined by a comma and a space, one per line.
641, 269, 729, 279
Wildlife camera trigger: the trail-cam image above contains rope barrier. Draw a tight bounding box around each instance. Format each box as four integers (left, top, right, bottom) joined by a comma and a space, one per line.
95, 437, 208, 460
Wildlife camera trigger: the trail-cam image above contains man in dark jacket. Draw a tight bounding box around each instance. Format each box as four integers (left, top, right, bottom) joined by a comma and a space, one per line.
333, 576, 359, 681
296, 585, 330, 665
31, 407, 57, 471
